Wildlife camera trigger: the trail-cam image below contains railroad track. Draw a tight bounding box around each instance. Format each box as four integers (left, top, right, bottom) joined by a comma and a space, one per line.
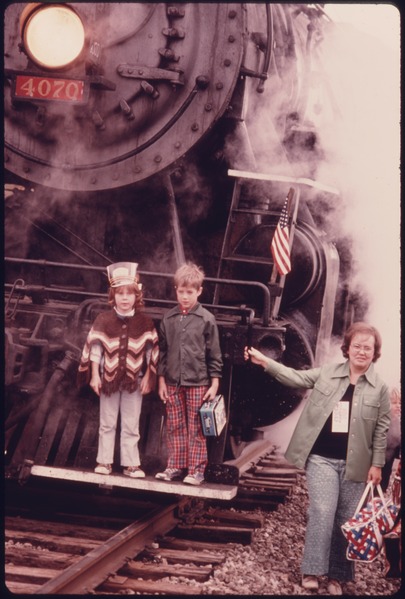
5, 446, 300, 594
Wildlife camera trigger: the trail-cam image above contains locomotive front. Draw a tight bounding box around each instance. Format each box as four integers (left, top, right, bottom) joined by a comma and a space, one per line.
4, 3, 361, 487
5, 2, 247, 190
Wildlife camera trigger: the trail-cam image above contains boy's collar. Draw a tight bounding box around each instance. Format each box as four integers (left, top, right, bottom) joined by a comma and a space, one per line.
177, 302, 200, 315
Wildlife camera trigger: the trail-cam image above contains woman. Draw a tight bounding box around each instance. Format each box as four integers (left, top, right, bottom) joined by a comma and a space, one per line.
245, 322, 390, 595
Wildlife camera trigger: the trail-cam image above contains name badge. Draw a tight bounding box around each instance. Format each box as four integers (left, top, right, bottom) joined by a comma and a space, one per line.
332, 401, 349, 433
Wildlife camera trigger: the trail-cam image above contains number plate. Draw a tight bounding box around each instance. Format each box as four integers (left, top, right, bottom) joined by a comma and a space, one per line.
13, 74, 88, 103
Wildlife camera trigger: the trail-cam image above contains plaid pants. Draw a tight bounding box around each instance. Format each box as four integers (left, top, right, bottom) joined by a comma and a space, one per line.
165, 385, 208, 475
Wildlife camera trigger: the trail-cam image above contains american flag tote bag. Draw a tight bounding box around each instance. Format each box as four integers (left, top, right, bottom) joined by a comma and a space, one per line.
341, 482, 400, 562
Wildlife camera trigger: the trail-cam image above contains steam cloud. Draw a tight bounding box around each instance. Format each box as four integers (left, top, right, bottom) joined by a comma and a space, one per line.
241, 7, 400, 388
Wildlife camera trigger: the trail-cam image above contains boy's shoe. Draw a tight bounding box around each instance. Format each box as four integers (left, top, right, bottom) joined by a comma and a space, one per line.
123, 466, 145, 478
94, 463, 112, 475
183, 471, 205, 486
155, 468, 183, 481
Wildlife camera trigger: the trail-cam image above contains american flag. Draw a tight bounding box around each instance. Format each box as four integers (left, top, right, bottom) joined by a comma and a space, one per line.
271, 196, 291, 276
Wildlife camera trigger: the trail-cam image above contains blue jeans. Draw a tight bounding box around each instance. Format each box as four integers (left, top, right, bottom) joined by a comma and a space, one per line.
302, 454, 365, 581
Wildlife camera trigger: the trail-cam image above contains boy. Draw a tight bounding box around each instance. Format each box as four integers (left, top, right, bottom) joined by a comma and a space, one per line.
156, 262, 223, 485
78, 262, 159, 478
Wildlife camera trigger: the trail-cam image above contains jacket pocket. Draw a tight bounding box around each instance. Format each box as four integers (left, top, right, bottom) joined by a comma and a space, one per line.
361, 396, 380, 421
308, 379, 333, 406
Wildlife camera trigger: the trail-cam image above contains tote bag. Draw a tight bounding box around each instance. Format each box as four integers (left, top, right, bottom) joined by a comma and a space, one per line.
341, 482, 400, 562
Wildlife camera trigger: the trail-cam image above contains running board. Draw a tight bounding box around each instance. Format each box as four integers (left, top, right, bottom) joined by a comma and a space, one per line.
30, 465, 238, 500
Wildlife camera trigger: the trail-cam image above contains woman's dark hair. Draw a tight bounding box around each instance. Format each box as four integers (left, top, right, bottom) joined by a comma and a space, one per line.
340, 322, 382, 362
108, 281, 144, 311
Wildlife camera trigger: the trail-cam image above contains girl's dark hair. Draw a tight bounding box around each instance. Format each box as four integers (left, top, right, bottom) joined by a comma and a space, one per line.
340, 322, 382, 362
108, 281, 144, 311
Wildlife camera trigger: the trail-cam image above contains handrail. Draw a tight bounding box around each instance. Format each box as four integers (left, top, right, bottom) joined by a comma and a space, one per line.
4, 257, 271, 326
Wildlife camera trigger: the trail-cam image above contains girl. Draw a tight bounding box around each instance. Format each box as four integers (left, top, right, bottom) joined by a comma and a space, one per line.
78, 262, 159, 478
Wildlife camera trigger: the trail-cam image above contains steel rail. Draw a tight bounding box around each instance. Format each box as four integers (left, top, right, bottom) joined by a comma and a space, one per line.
35, 500, 183, 595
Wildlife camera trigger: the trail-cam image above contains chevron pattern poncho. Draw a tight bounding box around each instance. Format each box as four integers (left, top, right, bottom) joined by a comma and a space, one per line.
78, 310, 159, 396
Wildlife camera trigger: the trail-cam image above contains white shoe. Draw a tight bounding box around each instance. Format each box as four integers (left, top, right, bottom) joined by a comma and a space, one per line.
183, 472, 205, 486
123, 466, 145, 478
301, 575, 319, 590
327, 579, 342, 595
94, 464, 112, 475
155, 468, 183, 481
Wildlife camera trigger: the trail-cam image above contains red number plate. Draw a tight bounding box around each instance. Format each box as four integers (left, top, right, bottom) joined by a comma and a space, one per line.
14, 75, 87, 103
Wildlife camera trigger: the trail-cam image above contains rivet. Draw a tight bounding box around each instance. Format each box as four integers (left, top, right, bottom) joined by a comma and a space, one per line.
228, 10, 237, 19
228, 35, 235, 43
205, 103, 212, 112
154, 155, 162, 163
196, 75, 210, 89
134, 166, 141, 173
216, 82, 224, 90
175, 141, 181, 149
191, 123, 199, 131
224, 59, 231, 67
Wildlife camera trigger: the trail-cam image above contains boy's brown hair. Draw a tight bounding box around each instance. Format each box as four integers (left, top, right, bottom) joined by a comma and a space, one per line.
174, 262, 205, 290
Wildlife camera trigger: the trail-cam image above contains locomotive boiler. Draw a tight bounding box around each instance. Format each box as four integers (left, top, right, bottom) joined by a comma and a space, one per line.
4, 3, 365, 488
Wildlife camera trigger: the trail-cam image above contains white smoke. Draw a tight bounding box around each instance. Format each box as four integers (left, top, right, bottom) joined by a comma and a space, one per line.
244, 5, 400, 387
318, 5, 401, 388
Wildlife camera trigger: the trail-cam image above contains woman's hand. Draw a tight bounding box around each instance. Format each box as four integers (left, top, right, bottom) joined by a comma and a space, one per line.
367, 465, 382, 485
244, 346, 269, 368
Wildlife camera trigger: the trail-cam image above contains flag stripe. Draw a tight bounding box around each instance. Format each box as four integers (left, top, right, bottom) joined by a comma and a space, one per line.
271, 197, 291, 276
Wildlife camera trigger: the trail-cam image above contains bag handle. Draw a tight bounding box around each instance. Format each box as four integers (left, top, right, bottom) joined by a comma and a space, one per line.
374, 483, 387, 503
353, 481, 374, 515
354, 482, 395, 529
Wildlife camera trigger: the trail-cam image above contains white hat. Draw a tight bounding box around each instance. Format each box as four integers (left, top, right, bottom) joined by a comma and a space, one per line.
107, 262, 138, 288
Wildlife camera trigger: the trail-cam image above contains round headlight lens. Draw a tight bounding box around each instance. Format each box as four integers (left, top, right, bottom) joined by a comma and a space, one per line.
22, 5, 85, 69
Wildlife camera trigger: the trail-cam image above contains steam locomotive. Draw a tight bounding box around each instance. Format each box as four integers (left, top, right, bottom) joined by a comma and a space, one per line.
4, 3, 365, 489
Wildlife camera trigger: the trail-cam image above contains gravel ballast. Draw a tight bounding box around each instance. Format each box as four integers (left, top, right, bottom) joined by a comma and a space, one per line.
198, 472, 402, 596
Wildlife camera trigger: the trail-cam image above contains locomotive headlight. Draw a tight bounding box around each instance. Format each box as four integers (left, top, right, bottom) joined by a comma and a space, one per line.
20, 4, 85, 69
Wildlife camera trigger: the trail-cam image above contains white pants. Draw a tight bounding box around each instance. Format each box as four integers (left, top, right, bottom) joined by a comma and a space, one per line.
96, 387, 143, 467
